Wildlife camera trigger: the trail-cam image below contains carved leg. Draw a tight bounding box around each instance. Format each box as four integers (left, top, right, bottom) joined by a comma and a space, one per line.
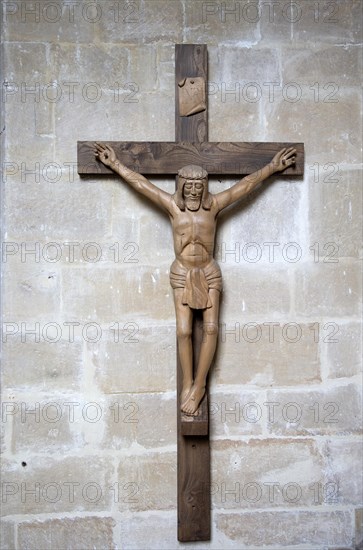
173, 289, 194, 403
181, 289, 220, 415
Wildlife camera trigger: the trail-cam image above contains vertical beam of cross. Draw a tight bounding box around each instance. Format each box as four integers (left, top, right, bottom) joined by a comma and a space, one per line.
175, 44, 211, 542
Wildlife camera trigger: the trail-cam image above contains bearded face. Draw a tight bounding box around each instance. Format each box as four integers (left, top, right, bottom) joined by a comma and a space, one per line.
173, 165, 212, 211
183, 179, 205, 211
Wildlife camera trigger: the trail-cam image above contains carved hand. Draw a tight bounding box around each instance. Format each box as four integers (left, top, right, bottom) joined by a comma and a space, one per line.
94, 142, 117, 167
270, 147, 296, 172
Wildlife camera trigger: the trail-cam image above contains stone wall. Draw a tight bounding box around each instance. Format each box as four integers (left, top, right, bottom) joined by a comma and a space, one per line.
1, 1, 362, 549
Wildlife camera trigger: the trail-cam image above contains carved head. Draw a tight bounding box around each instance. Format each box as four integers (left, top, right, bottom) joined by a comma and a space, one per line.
173, 165, 212, 211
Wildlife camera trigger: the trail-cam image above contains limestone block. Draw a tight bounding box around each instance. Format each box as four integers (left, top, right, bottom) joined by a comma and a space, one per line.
214, 319, 320, 386
308, 169, 362, 260
18, 517, 115, 550
218, 47, 280, 88
140, 218, 173, 267
211, 438, 323, 509
95, 0, 183, 43
102, 393, 176, 449
129, 45, 158, 92
118, 510, 255, 549
321, 439, 362, 505
3, 260, 61, 320
260, 0, 297, 42
156, 44, 176, 92
294, 262, 361, 317
91, 325, 176, 393
4, 42, 52, 88
2, 336, 82, 391
209, 390, 263, 438
117, 452, 177, 511
7, 187, 145, 267
265, 384, 362, 436
282, 45, 362, 88
135, 0, 183, 42
52, 43, 129, 87
4, 99, 54, 166
111, 181, 174, 266
203, 44, 220, 84
326, 322, 362, 379
208, 96, 263, 142
119, 512, 179, 550
216, 180, 302, 252
3, 178, 113, 241
221, 265, 291, 316
184, 2, 260, 44
3, 42, 57, 144
292, 0, 362, 44
263, 91, 361, 164
54, 91, 174, 166
56, 237, 142, 267
0, 521, 15, 550
34, 99, 54, 136
61, 264, 174, 324
215, 510, 354, 547
2, 1, 97, 43
1, 456, 114, 515
9, 396, 83, 454
112, 176, 157, 219
196, 45, 278, 140
0, 421, 6, 454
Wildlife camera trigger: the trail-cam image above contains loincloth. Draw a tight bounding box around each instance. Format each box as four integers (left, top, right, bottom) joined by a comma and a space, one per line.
169, 258, 222, 310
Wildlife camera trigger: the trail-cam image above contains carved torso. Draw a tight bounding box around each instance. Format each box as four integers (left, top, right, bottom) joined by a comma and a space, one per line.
169, 199, 218, 269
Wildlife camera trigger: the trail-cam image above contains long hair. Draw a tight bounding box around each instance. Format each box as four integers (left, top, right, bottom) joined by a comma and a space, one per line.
172, 165, 212, 211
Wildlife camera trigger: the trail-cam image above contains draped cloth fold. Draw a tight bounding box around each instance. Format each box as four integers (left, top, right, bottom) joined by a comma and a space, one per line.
169, 258, 222, 310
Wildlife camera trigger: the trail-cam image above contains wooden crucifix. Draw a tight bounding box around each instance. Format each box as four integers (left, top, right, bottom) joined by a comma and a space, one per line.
78, 44, 304, 542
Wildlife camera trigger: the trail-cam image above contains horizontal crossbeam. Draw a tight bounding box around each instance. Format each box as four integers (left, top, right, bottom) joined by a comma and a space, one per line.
78, 141, 304, 176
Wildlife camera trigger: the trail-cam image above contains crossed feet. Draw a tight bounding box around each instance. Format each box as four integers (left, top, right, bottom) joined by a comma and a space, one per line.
181, 383, 206, 416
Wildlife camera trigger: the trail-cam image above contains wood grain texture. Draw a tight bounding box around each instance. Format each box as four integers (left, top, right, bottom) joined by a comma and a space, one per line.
176, 45, 211, 542
175, 44, 208, 142
78, 141, 304, 176
181, 394, 208, 436
181, 316, 209, 436
177, 433, 210, 542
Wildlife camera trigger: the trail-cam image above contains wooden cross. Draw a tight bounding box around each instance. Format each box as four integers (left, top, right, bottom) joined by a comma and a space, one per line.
78, 44, 304, 542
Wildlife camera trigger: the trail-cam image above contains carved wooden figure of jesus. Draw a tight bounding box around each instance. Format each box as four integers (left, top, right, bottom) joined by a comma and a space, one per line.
95, 142, 296, 415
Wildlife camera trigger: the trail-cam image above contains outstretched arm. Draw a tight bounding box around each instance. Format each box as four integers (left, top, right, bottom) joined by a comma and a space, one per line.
95, 142, 173, 214
215, 148, 296, 212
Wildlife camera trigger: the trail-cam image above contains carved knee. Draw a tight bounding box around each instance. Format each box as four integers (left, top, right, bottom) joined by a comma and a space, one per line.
176, 325, 192, 340
203, 322, 218, 336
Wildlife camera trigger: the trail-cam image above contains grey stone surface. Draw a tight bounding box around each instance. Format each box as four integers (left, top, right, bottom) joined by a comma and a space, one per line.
18, 516, 115, 550
1, 0, 361, 547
